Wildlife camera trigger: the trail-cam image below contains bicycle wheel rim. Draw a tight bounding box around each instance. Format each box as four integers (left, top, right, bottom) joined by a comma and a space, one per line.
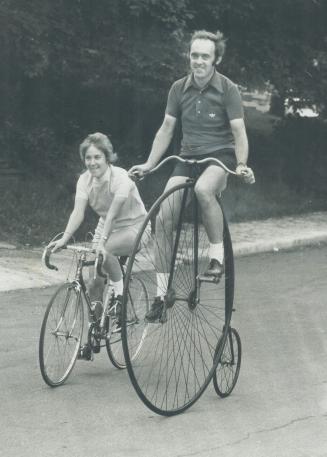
107, 276, 149, 369
213, 327, 242, 397
122, 182, 234, 415
39, 283, 84, 387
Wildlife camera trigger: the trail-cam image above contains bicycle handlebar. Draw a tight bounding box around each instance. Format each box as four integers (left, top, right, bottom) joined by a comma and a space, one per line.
42, 248, 59, 271
42, 244, 96, 272
130, 155, 255, 184
149, 155, 237, 176
95, 253, 107, 278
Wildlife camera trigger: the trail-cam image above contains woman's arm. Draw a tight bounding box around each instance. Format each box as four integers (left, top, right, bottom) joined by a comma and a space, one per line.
50, 199, 87, 251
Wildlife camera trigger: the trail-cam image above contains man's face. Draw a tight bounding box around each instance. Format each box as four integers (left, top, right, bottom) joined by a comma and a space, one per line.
190, 39, 216, 80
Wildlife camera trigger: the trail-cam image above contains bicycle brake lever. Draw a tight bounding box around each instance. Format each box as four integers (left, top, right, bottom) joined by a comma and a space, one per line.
95, 253, 106, 279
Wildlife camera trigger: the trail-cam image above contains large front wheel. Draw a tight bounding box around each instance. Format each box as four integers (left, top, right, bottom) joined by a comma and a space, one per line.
122, 182, 234, 415
39, 283, 84, 387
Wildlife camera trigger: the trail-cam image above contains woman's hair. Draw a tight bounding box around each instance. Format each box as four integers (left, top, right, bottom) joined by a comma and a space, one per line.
79, 132, 117, 163
190, 30, 226, 62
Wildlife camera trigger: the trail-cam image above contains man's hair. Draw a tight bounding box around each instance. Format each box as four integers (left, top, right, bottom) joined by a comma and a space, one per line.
190, 30, 226, 62
79, 132, 117, 163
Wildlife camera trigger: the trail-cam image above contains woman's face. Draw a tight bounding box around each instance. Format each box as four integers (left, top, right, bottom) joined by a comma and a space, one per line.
84, 145, 108, 178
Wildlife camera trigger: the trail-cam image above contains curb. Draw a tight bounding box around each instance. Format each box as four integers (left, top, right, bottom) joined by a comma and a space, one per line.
0, 233, 327, 294
233, 233, 327, 257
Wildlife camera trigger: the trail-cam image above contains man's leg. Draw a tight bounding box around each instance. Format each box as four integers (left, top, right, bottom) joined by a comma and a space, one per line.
194, 165, 228, 276
155, 175, 188, 295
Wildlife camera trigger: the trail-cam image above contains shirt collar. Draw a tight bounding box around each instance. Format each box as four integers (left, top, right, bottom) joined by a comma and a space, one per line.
183, 70, 223, 94
87, 165, 111, 186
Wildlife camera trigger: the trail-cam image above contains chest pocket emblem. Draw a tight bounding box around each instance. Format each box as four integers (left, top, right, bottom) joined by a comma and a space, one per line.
209, 112, 216, 118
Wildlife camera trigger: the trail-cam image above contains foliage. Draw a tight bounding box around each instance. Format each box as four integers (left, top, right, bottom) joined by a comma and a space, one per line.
1, 0, 326, 169
1, 0, 327, 246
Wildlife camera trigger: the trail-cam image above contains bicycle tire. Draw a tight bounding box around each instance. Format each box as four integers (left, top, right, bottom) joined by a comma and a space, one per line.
213, 327, 241, 398
106, 276, 149, 369
122, 181, 234, 415
39, 283, 84, 387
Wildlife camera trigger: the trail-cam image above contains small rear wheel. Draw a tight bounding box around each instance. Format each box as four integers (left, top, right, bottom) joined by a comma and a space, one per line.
39, 283, 84, 387
213, 327, 241, 398
106, 276, 149, 369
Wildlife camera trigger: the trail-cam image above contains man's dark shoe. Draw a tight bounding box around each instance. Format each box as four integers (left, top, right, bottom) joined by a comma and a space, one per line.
145, 297, 164, 323
204, 259, 224, 278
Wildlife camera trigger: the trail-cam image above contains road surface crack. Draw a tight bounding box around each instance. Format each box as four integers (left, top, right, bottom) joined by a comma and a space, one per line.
176, 414, 325, 457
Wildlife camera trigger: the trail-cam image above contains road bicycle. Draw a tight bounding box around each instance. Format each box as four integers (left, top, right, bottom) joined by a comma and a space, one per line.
121, 155, 252, 416
39, 244, 149, 387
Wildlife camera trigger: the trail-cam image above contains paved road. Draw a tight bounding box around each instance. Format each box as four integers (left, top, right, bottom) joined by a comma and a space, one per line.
1, 246, 327, 457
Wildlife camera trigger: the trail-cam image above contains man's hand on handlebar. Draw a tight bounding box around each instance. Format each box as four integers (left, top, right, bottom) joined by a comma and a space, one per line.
128, 162, 152, 180
236, 164, 255, 185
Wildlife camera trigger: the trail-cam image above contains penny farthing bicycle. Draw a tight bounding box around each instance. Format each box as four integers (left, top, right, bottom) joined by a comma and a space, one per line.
121, 156, 254, 416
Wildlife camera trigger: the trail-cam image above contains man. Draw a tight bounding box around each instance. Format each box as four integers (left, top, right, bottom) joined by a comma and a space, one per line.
130, 30, 254, 321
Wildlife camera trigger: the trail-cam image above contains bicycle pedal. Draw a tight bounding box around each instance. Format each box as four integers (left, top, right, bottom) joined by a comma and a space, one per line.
197, 274, 221, 284
78, 345, 94, 361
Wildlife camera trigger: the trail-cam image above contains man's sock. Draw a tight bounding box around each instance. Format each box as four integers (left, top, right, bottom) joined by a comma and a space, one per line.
156, 273, 169, 300
209, 242, 224, 264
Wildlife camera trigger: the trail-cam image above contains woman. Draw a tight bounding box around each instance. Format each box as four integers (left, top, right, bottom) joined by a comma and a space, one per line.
50, 132, 148, 305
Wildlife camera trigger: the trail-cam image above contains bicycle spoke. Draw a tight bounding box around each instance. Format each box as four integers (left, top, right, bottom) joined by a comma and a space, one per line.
39, 284, 84, 387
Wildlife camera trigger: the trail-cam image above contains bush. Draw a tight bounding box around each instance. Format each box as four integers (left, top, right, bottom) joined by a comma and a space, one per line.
0, 173, 96, 246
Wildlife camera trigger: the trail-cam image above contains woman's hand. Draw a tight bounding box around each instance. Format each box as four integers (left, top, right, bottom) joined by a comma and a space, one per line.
96, 240, 107, 263
48, 237, 67, 253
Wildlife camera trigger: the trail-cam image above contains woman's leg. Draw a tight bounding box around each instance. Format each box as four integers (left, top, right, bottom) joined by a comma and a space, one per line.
88, 225, 140, 301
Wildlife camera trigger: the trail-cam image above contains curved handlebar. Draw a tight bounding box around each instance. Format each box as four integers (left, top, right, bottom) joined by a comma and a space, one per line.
42, 248, 59, 271
42, 244, 96, 272
149, 155, 237, 176
130, 155, 255, 185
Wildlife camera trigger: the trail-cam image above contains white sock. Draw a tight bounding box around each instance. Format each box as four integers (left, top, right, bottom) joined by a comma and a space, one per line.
209, 243, 224, 264
157, 273, 169, 299
111, 279, 124, 297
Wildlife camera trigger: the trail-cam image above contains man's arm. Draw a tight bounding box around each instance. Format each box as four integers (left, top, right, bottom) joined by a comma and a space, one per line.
129, 114, 177, 177
146, 114, 177, 168
230, 118, 255, 183
230, 118, 249, 167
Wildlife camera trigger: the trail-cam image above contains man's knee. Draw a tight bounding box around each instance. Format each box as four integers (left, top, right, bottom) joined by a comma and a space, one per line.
195, 182, 217, 205
195, 173, 227, 203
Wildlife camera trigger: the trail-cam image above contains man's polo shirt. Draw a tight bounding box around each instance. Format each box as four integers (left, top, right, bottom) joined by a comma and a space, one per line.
165, 71, 244, 156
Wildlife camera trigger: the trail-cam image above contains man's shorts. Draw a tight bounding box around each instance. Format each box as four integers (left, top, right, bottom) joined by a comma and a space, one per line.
170, 149, 236, 179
